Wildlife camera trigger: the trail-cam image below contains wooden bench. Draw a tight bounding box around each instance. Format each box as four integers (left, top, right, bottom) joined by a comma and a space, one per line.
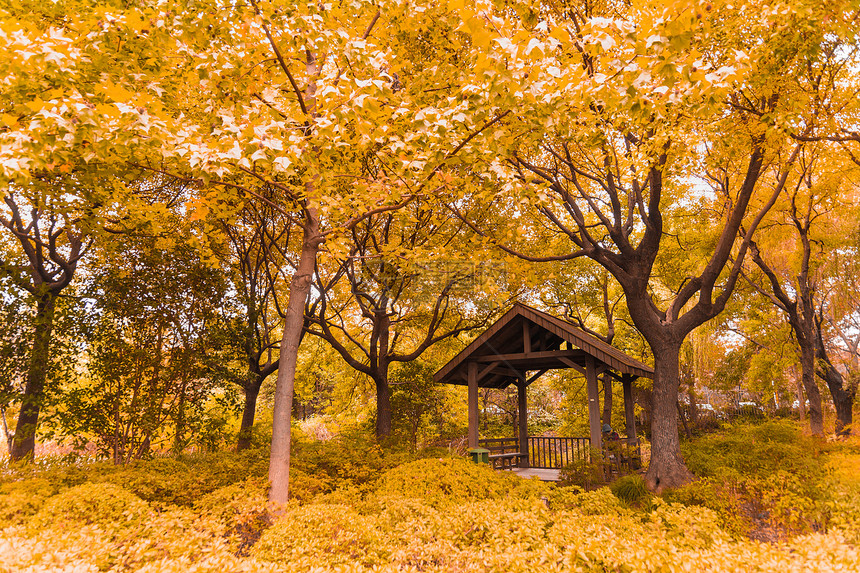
488, 452, 528, 470
479, 437, 527, 470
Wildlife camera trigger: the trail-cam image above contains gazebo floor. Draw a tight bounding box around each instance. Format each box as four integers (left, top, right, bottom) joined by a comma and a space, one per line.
506, 467, 561, 481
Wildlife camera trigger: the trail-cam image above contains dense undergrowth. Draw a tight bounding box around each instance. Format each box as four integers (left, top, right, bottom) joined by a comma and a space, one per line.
1, 421, 858, 572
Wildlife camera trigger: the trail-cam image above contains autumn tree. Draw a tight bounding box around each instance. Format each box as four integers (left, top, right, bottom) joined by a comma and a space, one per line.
0, 0, 190, 459
305, 203, 502, 438
213, 197, 294, 450
1, 0, 504, 503
141, 0, 507, 502
0, 183, 91, 460
446, 0, 856, 490
49, 229, 232, 461
746, 150, 853, 434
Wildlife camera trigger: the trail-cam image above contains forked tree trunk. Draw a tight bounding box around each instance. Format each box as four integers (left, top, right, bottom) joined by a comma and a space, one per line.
9, 294, 56, 461
268, 210, 323, 505
644, 340, 695, 493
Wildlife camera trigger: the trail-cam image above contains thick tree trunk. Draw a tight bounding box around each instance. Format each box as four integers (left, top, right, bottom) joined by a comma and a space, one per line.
9, 294, 56, 461
644, 340, 695, 493
268, 211, 322, 505
832, 388, 854, 436
236, 380, 261, 451
375, 371, 392, 438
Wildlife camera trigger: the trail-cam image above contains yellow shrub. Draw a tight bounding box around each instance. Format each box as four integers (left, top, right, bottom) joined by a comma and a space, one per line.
29, 482, 149, 533
252, 503, 391, 568
0, 477, 58, 524
374, 457, 547, 509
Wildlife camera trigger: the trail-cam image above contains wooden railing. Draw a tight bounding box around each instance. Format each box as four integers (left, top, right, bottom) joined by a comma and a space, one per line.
529, 436, 591, 469
478, 435, 642, 476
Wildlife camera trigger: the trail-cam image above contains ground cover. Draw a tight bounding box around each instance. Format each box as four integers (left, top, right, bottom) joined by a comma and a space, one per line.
0, 421, 857, 572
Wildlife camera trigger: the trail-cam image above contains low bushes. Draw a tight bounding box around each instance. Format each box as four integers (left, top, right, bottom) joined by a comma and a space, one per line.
1, 421, 859, 571
30, 482, 149, 531
372, 457, 549, 509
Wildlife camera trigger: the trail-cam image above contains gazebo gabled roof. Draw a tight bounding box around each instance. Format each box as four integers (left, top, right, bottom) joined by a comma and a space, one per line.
433, 302, 653, 389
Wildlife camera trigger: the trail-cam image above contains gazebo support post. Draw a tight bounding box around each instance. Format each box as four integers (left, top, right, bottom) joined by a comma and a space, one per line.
517, 378, 529, 468
468, 361, 479, 449
622, 374, 637, 441
586, 357, 603, 455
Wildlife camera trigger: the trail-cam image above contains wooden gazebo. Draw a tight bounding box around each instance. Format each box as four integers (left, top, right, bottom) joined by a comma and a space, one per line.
434, 303, 653, 470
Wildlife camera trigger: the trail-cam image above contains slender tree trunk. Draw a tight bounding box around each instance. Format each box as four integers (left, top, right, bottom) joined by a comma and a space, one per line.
268, 210, 323, 505
688, 388, 699, 426
9, 294, 56, 461
601, 372, 612, 428
236, 380, 261, 451
799, 342, 824, 436
676, 400, 691, 439
815, 320, 856, 436
819, 364, 854, 436
644, 340, 695, 493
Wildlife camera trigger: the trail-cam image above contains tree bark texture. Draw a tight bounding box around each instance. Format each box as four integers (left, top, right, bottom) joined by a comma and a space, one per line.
374, 369, 392, 438
9, 294, 56, 461
815, 318, 856, 435
601, 372, 613, 428
644, 341, 695, 494
799, 343, 824, 435
268, 210, 323, 504
236, 382, 261, 451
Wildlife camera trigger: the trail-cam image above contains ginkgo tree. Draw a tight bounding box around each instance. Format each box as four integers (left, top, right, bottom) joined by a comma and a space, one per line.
445, 0, 858, 490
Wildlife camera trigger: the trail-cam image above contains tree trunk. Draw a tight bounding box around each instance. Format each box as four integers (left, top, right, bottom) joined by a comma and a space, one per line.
644, 340, 695, 493
236, 380, 261, 451
9, 294, 56, 461
688, 388, 699, 426
374, 366, 392, 438
601, 372, 612, 428
819, 364, 854, 436
268, 210, 323, 505
792, 366, 806, 419
815, 319, 856, 436
799, 343, 824, 436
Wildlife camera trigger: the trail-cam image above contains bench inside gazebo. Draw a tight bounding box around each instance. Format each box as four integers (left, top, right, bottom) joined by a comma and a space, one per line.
433, 303, 654, 481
